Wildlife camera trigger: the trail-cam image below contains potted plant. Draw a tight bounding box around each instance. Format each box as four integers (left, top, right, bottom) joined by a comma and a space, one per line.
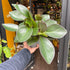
2, 4, 67, 64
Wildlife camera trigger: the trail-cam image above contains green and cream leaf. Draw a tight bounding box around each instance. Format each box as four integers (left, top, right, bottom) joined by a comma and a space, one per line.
45, 19, 57, 27
12, 4, 32, 18
45, 24, 67, 38
2, 24, 18, 31
42, 14, 50, 21
9, 10, 26, 21
17, 25, 33, 42
39, 37, 55, 64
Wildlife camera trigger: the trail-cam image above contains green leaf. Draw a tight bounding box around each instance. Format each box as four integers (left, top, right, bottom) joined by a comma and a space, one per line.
9, 10, 26, 21
14, 24, 25, 43
32, 21, 38, 35
39, 37, 55, 64
32, 28, 38, 36
14, 37, 18, 43
0, 60, 2, 64
35, 14, 42, 20
16, 25, 33, 42
45, 19, 57, 27
39, 21, 47, 32
2, 40, 7, 43
25, 18, 37, 28
25, 19, 33, 27
0, 44, 2, 56
32, 19, 38, 28
27, 36, 39, 46
14, 32, 19, 43
42, 14, 50, 21
45, 24, 67, 38
14, 22, 25, 42
3, 46, 11, 58
12, 4, 36, 27
2, 24, 18, 31
38, 32, 48, 37
12, 4, 32, 18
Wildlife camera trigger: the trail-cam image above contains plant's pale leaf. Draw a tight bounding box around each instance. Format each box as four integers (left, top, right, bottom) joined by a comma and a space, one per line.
0, 44, 2, 56
17, 25, 33, 42
12, 4, 32, 18
39, 21, 47, 32
12, 4, 36, 27
45, 24, 67, 38
42, 14, 50, 21
3, 46, 11, 58
27, 36, 39, 46
2, 40, 7, 43
39, 37, 55, 64
2, 24, 18, 31
45, 19, 57, 27
9, 10, 26, 21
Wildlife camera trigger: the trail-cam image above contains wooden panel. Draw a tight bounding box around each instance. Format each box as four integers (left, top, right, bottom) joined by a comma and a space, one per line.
1, 0, 15, 49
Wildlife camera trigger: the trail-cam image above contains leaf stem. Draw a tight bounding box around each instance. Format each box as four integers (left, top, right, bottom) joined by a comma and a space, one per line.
38, 32, 48, 37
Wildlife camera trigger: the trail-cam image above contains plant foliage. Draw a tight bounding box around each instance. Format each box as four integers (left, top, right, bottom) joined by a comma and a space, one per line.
0, 39, 11, 64
2, 4, 67, 64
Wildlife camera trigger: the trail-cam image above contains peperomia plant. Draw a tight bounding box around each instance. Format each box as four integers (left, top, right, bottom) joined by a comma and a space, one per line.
2, 4, 67, 64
